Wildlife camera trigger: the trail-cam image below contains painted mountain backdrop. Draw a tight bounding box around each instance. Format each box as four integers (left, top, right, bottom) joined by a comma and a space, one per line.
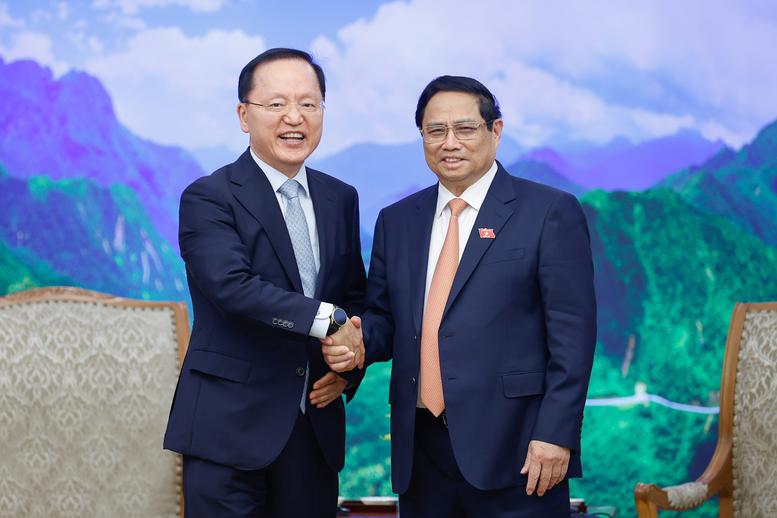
0, 57, 204, 248
2, 58, 776, 517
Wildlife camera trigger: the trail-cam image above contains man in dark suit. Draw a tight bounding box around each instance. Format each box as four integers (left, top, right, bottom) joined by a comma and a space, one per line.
324, 76, 596, 517
164, 48, 366, 518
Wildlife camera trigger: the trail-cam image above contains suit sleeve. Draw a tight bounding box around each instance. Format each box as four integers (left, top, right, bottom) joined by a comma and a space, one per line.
361, 209, 396, 366
179, 178, 319, 333
337, 186, 368, 398
532, 192, 597, 452
340, 186, 367, 317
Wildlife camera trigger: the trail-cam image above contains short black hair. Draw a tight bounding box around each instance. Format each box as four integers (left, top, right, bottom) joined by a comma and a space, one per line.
415, 75, 501, 130
238, 48, 326, 102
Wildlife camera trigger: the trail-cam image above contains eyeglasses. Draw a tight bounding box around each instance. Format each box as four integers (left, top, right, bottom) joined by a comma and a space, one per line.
420, 121, 491, 143
243, 100, 324, 114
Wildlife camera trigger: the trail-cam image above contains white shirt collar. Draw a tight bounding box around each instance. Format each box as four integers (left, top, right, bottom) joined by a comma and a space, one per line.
434, 161, 498, 217
250, 147, 310, 197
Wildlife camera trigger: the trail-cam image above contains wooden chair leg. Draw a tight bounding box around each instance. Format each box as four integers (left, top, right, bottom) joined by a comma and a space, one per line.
719, 495, 733, 518
635, 498, 659, 518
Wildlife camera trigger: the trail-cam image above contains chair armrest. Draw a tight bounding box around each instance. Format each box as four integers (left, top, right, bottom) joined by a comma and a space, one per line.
634, 440, 731, 517
635, 482, 710, 517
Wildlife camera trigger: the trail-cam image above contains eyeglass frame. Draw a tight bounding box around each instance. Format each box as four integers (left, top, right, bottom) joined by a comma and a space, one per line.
419, 119, 496, 143
242, 100, 325, 114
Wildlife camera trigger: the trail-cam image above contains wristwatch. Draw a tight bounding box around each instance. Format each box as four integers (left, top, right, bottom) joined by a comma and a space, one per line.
326, 305, 349, 336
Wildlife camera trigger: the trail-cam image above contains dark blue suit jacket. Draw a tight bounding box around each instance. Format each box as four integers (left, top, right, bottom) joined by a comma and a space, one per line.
163, 149, 366, 472
362, 163, 596, 493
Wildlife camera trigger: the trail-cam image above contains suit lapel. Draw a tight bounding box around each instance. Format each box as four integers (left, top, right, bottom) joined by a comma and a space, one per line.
443, 165, 517, 318
229, 149, 304, 294
307, 169, 336, 300
409, 186, 438, 335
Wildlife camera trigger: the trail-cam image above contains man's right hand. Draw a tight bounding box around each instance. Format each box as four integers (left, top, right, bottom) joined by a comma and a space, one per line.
321, 316, 364, 372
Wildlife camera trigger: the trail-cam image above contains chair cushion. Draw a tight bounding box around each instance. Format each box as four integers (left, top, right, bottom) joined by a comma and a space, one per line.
732, 308, 777, 517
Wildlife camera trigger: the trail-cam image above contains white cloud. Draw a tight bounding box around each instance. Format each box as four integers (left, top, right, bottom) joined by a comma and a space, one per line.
92, 0, 226, 15
87, 35, 103, 53
67, 30, 105, 54
308, 0, 777, 154
85, 27, 265, 152
0, 31, 67, 75
0, 2, 23, 27
100, 11, 147, 30
15, 0, 770, 159
57, 2, 69, 20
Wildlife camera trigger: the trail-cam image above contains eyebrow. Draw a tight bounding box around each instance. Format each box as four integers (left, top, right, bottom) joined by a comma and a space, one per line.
254, 89, 322, 100
425, 118, 480, 126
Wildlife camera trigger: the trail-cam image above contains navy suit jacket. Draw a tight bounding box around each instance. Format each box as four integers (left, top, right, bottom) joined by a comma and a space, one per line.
163, 149, 366, 472
362, 162, 596, 493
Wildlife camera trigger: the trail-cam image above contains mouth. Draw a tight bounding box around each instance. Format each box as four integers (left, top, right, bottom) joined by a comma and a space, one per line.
441, 157, 464, 164
279, 131, 305, 142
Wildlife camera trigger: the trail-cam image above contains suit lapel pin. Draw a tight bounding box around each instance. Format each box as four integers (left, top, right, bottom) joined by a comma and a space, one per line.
478, 228, 495, 239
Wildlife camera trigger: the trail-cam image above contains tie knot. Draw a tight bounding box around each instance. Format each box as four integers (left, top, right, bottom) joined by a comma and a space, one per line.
278, 179, 302, 200
448, 198, 468, 217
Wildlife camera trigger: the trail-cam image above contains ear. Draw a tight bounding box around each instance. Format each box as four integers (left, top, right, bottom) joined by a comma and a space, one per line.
491, 118, 504, 147
237, 103, 249, 134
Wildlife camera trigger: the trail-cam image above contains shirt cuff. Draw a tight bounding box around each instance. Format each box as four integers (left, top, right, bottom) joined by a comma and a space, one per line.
309, 302, 334, 339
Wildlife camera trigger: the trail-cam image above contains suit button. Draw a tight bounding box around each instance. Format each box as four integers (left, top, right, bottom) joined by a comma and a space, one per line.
296, 367, 306, 377
413, 335, 417, 341
411, 377, 416, 384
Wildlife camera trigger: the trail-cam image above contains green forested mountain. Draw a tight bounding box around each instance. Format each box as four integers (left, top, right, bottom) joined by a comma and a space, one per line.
585, 188, 777, 402
0, 239, 72, 295
662, 119, 777, 248
570, 187, 777, 516
0, 171, 187, 302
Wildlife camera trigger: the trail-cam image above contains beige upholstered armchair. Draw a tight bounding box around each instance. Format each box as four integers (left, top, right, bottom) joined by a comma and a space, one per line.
634, 302, 777, 517
0, 287, 189, 518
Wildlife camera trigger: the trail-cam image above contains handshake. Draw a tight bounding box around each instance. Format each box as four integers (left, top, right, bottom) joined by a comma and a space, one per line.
321, 316, 364, 372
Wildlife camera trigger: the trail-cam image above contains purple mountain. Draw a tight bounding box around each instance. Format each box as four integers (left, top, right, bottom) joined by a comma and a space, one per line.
505, 158, 585, 197
0, 58, 205, 247
524, 131, 724, 191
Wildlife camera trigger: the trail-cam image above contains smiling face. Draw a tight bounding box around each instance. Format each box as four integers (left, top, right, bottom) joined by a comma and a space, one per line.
237, 58, 324, 177
421, 91, 502, 195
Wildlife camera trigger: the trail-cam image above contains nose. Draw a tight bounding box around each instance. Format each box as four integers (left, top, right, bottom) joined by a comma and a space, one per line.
442, 128, 461, 150
283, 104, 304, 124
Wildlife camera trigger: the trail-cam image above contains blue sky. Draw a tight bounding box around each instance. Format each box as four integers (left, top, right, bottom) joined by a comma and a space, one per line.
2, 0, 777, 158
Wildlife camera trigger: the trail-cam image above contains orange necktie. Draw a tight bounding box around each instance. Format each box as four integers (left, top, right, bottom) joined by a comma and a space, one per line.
420, 198, 468, 416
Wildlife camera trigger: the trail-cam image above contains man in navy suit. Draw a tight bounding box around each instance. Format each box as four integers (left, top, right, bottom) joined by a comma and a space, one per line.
325, 76, 596, 517
164, 48, 366, 518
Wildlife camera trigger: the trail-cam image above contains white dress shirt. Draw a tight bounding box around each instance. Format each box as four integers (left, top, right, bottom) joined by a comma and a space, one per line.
250, 149, 333, 339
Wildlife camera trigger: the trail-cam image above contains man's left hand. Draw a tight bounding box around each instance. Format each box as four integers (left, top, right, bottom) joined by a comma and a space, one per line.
309, 371, 348, 408
520, 440, 570, 496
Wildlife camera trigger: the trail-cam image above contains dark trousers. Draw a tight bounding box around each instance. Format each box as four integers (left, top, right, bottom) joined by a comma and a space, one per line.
399, 408, 570, 518
183, 411, 338, 518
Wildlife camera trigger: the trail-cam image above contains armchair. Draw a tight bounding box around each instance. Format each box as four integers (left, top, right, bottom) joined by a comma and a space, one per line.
634, 302, 777, 517
0, 287, 189, 517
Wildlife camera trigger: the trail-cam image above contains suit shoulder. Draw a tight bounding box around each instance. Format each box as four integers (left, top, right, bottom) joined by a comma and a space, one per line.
380, 184, 437, 217
307, 167, 358, 196
181, 161, 235, 200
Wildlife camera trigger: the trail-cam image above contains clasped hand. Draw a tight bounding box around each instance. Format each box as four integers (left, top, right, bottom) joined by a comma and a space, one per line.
321, 316, 364, 372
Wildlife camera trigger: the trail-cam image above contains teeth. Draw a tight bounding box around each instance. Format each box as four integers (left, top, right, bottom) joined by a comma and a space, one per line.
280, 132, 304, 139
444, 158, 461, 162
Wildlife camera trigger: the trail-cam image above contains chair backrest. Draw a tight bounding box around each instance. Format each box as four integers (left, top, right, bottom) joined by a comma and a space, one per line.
729, 303, 777, 517
0, 287, 189, 518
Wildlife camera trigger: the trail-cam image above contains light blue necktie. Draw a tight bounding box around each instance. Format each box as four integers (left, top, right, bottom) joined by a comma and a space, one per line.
278, 178, 316, 413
